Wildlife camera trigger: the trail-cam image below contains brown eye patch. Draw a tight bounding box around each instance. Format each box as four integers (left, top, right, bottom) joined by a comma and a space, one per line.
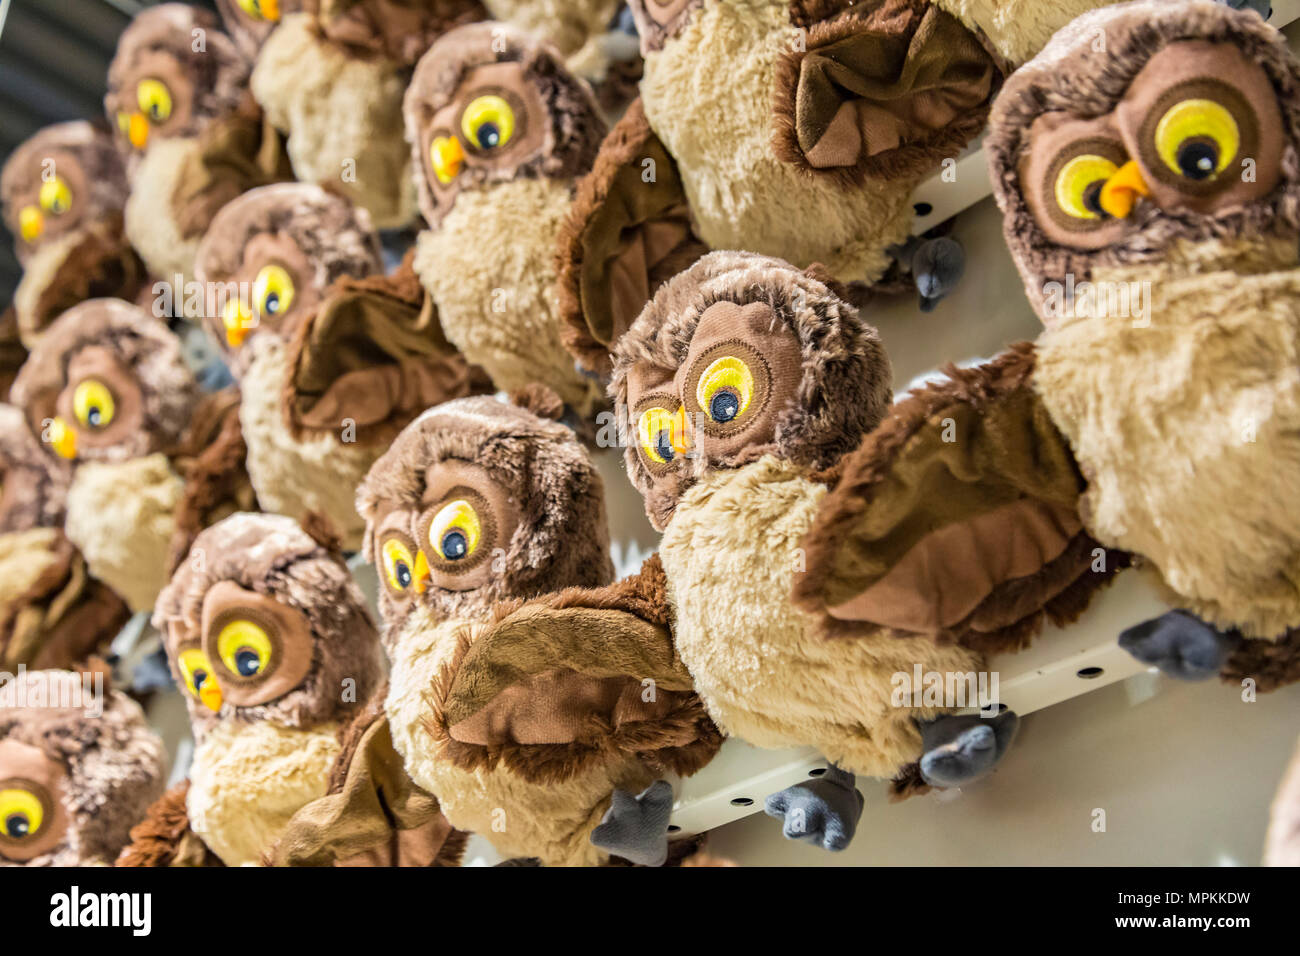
1136, 79, 1258, 195
417, 486, 497, 576
1041, 136, 1128, 233
682, 339, 773, 439
199, 580, 315, 708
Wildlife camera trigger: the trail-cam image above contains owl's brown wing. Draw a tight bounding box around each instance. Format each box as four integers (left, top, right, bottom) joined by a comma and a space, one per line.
792, 343, 1126, 655
775, 0, 999, 186
556, 98, 708, 379
116, 781, 224, 867
281, 249, 494, 447
0, 307, 25, 402
432, 555, 723, 785
269, 694, 466, 867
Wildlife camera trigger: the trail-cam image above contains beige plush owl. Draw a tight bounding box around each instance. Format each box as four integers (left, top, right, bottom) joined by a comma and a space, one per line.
0, 122, 147, 348
193, 182, 491, 549
0, 668, 165, 867
9, 299, 252, 612
275, 393, 721, 866
230, 0, 486, 229
459, 253, 1050, 852
117, 513, 410, 867
403, 22, 610, 415
0, 404, 130, 672
106, 3, 289, 300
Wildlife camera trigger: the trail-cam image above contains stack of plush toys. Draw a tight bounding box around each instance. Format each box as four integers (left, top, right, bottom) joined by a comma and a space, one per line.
1, 0, 1297, 868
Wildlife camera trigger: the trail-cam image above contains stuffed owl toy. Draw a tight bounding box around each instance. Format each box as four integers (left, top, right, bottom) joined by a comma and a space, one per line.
0, 668, 166, 867
954, 0, 1300, 686
0, 404, 130, 672
194, 182, 490, 549
226, 0, 485, 229
275, 393, 721, 867
10, 299, 253, 612
403, 22, 611, 415
106, 3, 289, 299
0, 122, 147, 348
116, 513, 433, 867
457, 252, 1048, 853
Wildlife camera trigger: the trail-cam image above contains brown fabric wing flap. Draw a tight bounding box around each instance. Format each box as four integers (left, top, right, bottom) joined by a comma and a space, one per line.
773, 0, 997, 184
557, 97, 707, 379
794, 343, 1095, 642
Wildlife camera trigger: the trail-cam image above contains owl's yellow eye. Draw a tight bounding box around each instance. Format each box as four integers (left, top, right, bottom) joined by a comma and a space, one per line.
216, 619, 273, 679
72, 379, 115, 430
461, 95, 515, 151
696, 355, 754, 424
253, 264, 294, 319
0, 788, 44, 841
1054, 154, 1119, 220
236, 0, 280, 21
1154, 99, 1238, 182
38, 177, 72, 216
178, 647, 221, 710
428, 500, 481, 562
137, 78, 173, 124
381, 536, 417, 592
638, 406, 683, 465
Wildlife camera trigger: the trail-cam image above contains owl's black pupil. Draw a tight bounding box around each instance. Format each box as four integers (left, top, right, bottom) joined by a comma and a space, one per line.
192, 668, 207, 691
1177, 139, 1218, 180
655, 430, 675, 462
442, 530, 468, 560
235, 648, 261, 677
1083, 180, 1109, 218
265, 292, 280, 314
150, 105, 163, 121
52, 199, 66, 213
477, 123, 500, 149
87, 407, 102, 428
395, 560, 412, 589
4, 813, 29, 839
710, 391, 740, 423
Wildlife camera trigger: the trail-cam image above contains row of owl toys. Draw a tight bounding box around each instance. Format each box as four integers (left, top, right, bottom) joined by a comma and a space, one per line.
3, 0, 1300, 868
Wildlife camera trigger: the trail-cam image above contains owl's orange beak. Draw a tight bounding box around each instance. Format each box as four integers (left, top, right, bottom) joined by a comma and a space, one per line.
223, 298, 255, 348
260, 0, 281, 20
431, 135, 465, 185
48, 417, 77, 460
199, 681, 223, 713
18, 206, 43, 242
127, 112, 150, 150
1099, 160, 1150, 219
670, 406, 692, 456
413, 549, 432, 594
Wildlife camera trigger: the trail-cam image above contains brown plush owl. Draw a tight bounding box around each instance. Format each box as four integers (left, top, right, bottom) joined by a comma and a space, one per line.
459, 252, 1040, 853
8, 298, 230, 612
116, 513, 417, 867
106, 3, 288, 299
404, 21, 609, 415
274, 393, 720, 867
957, 0, 1300, 684
194, 182, 489, 548
0, 122, 147, 348
0, 404, 130, 672
0, 668, 166, 867
238, 0, 486, 229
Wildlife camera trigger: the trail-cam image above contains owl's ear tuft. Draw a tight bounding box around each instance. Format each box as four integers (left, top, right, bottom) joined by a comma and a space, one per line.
300, 510, 345, 556
508, 383, 567, 422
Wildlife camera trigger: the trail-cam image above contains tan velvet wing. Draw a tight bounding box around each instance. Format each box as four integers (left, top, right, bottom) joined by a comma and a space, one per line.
774, 0, 998, 186
555, 98, 707, 379
281, 250, 493, 446
431, 555, 723, 785
793, 343, 1126, 654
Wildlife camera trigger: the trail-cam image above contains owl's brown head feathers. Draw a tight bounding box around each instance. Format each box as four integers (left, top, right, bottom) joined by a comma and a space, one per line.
612, 251, 893, 530
358, 394, 613, 636
404, 21, 606, 225
0, 402, 69, 533
0, 671, 165, 866
0, 122, 128, 265
156, 512, 383, 737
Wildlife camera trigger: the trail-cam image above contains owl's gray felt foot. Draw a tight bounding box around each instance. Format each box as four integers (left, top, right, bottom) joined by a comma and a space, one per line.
912, 237, 965, 312
763, 765, 864, 851
590, 780, 674, 866
919, 711, 1019, 787
1119, 610, 1240, 680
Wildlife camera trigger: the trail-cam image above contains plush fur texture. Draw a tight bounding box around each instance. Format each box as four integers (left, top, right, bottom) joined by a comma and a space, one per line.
0, 403, 67, 533
251, 13, 418, 228
65, 454, 183, 613
239, 336, 381, 549
661, 457, 984, 776
612, 251, 893, 529
412, 179, 604, 412
0, 673, 165, 867
637, 0, 913, 283
186, 718, 340, 866
932, 0, 1118, 66
386, 611, 654, 866
0, 530, 69, 622
485, 0, 627, 83
124, 138, 206, 293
